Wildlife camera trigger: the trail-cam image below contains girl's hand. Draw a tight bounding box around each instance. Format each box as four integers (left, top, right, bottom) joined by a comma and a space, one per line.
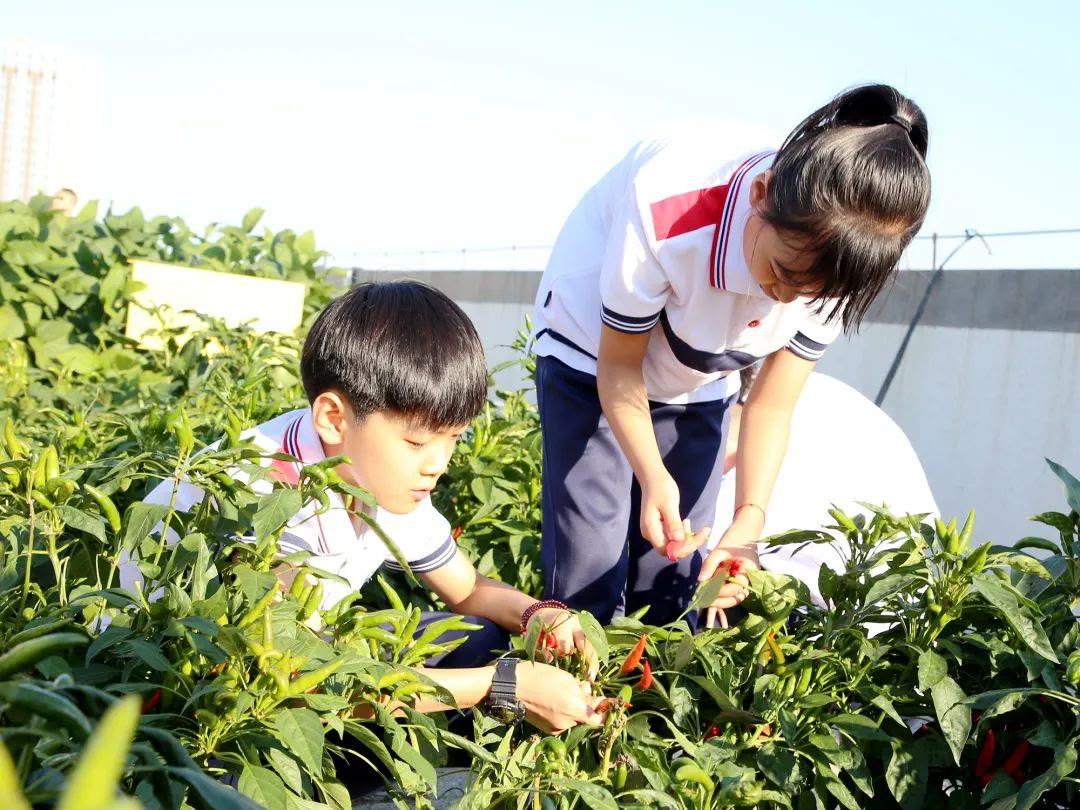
640, 470, 684, 554
528, 608, 599, 680
516, 662, 607, 734
698, 505, 765, 627
698, 545, 760, 628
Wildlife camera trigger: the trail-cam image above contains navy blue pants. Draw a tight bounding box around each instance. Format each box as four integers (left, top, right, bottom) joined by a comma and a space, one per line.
536, 355, 732, 628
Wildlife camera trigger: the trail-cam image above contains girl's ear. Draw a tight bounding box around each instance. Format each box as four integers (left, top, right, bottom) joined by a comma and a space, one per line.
310, 391, 350, 445
749, 170, 772, 210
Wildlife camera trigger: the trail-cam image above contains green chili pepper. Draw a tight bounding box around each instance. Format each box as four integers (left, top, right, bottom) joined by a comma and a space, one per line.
615, 762, 628, 790
55, 695, 140, 810
1065, 650, 1080, 686
84, 484, 122, 534
287, 659, 345, 696
42, 445, 59, 482
377, 575, 405, 612
174, 408, 195, 458
237, 586, 279, 628
300, 583, 324, 620
391, 682, 436, 702
3, 421, 24, 458
675, 763, 714, 792
960, 542, 992, 577
359, 627, 401, 646
828, 508, 858, 534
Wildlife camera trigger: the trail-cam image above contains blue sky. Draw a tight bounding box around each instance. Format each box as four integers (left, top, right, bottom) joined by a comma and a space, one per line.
10, 1, 1080, 268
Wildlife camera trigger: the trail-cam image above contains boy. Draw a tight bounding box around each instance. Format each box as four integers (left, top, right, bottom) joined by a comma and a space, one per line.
125, 281, 603, 733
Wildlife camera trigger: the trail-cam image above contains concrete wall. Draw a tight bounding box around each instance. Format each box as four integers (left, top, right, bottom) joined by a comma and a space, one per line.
354, 267, 1080, 543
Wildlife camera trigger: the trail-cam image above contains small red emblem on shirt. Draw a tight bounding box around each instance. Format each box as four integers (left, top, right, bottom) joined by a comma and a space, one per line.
748, 319, 761, 328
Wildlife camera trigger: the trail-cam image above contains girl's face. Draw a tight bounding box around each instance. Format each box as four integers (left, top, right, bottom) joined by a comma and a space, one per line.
743, 172, 824, 304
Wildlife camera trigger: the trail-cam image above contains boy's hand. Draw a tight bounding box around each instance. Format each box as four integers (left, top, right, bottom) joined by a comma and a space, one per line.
529, 608, 598, 679
640, 470, 684, 554
516, 662, 607, 734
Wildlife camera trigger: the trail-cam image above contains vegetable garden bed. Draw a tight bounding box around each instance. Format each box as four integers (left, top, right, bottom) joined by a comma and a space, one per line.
0, 198, 1077, 809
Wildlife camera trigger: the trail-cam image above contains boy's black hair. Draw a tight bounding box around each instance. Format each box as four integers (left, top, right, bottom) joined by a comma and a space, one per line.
763, 84, 931, 332
301, 281, 487, 428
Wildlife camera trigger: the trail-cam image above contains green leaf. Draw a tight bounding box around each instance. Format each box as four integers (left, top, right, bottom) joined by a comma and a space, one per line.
0, 302, 25, 339
1013, 536, 1060, 554
551, 778, 617, 810
242, 207, 265, 234
831, 713, 891, 741
576, 610, 608, 663
122, 501, 168, 554
994, 741, 1077, 810
266, 748, 304, 796
864, 572, 916, 605
1045, 458, 1080, 514
55, 505, 107, 543
917, 649, 947, 691
254, 489, 303, 541
885, 738, 928, 809
757, 745, 800, 791
972, 575, 1059, 662
689, 573, 725, 611
124, 639, 172, 672
238, 765, 288, 810
995, 552, 1052, 580
929, 675, 970, 766
273, 708, 324, 778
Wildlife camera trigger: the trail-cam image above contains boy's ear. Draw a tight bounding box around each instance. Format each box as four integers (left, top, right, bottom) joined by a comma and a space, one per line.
749, 170, 772, 209
310, 391, 351, 445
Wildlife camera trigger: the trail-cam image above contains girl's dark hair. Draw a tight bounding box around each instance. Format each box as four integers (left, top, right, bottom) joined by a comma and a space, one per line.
763, 84, 931, 331
301, 281, 488, 428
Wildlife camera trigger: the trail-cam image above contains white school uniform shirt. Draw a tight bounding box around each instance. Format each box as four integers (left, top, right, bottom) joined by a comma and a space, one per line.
532, 136, 842, 404
119, 408, 457, 610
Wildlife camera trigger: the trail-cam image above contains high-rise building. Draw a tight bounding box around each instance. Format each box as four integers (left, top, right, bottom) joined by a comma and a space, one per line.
0, 37, 98, 204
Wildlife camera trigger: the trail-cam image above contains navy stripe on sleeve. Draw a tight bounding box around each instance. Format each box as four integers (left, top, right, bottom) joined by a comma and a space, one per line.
384, 535, 456, 574
601, 305, 662, 334
786, 331, 828, 361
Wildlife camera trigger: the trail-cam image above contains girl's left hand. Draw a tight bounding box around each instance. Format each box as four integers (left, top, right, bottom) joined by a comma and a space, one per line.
698, 509, 764, 627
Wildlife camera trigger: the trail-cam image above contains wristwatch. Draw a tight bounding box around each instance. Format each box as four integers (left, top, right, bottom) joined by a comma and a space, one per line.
479, 658, 526, 725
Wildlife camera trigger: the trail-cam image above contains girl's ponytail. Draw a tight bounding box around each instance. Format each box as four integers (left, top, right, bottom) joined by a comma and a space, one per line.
764, 84, 932, 332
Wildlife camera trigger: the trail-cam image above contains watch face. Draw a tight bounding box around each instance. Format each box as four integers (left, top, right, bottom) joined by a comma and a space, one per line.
485, 697, 526, 725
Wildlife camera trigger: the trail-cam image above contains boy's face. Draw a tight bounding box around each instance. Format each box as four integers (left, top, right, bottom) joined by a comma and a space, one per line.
312, 392, 466, 514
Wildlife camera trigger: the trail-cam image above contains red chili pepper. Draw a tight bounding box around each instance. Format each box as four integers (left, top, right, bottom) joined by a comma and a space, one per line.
703, 725, 720, 741
635, 659, 653, 690
141, 688, 162, 714
546, 631, 559, 650
975, 729, 996, 778
620, 634, 649, 675
451, 526, 463, 541
1002, 740, 1029, 780
727, 558, 744, 578
596, 698, 612, 713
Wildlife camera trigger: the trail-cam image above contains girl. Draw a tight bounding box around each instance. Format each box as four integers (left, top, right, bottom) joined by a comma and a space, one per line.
531, 84, 931, 628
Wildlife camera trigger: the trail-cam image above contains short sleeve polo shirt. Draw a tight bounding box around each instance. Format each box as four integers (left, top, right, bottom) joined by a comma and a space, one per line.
533, 136, 842, 404
122, 408, 456, 610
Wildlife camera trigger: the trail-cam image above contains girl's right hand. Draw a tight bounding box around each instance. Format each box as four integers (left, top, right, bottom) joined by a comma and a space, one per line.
640, 470, 685, 555
516, 662, 607, 734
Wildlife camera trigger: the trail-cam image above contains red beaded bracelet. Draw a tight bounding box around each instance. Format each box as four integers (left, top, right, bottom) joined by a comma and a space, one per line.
519, 599, 569, 635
